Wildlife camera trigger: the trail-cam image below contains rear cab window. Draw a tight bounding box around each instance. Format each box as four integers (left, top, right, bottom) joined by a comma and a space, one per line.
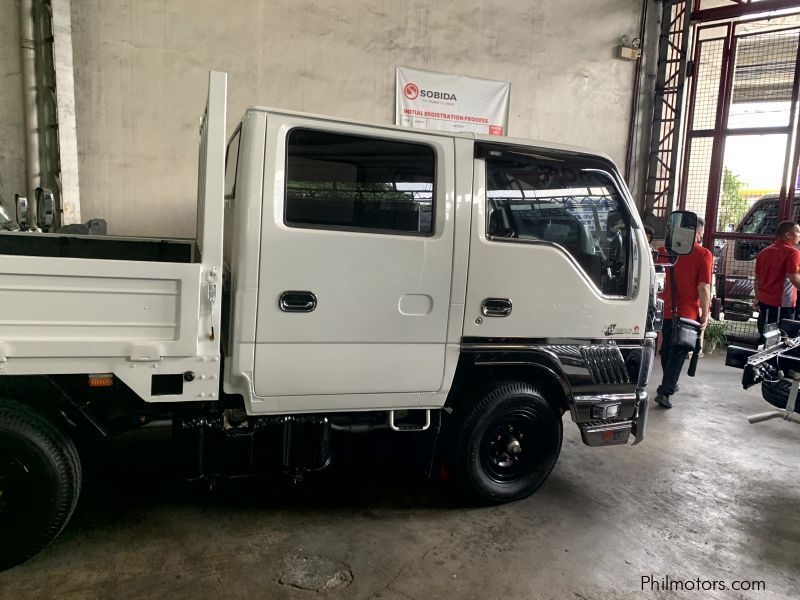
284, 129, 435, 235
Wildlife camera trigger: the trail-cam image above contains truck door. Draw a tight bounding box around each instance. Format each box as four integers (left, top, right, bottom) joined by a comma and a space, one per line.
253, 118, 455, 405
464, 143, 647, 341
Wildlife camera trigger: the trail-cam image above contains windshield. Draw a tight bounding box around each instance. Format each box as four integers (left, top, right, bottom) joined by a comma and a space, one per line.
738, 199, 777, 235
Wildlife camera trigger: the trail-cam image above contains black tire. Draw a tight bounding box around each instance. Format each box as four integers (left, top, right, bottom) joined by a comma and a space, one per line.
0, 399, 82, 571
453, 381, 562, 504
761, 380, 800, 413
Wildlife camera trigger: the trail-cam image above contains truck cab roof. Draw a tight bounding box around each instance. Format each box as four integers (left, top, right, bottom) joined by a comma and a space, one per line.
242, 105, 615, 164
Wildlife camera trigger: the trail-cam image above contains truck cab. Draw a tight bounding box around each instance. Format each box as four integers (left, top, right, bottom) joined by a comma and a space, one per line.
222, 107, 656, 423
0, 72, 660, 571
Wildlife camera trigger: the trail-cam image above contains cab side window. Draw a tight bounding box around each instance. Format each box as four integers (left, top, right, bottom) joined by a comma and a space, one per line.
485, 150, 631, 296
284, 129, 435, 235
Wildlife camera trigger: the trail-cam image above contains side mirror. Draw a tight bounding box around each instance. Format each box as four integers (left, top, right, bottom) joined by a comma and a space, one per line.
665, 210, 698, 256
14, 194, 29, 230
35, 187, 58, 231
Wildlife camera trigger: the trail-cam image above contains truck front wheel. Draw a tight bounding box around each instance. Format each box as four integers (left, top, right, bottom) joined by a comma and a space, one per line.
454, 381, 562, 504
0, 399, 82, 571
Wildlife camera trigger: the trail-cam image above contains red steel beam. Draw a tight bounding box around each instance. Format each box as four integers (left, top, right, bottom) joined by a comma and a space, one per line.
713, 232, 775, 240
704, 26, 736, 243
678, 28, 716, 210
781, 32, 800, 211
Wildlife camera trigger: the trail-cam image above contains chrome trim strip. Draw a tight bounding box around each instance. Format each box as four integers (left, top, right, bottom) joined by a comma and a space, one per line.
463, 342, 560, 352
573, 393, 638, 403
462, 342, 645, 352
462, 341, 648, 349
631, 391, 648, 445
638, 333, 657, 388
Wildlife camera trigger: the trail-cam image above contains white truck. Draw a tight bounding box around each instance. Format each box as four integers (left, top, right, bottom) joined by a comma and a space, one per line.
0, 72, 673, 570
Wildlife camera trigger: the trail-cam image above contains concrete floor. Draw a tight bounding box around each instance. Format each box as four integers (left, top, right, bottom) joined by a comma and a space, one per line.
1, 353, 798, 600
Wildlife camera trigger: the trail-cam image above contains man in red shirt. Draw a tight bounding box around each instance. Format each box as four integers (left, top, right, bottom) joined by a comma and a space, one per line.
754, 220, 800, 334
655, 217, 713, 409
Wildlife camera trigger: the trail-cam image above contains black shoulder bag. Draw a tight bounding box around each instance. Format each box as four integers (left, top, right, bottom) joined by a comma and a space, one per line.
669, 265, 701, 351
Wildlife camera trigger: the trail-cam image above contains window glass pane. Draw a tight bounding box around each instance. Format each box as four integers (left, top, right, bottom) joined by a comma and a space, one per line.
699, 0, 737, 9
728, 101, 792, 129
224, 130, 241, 200
737, 14, 800, 37
692, 39, 725, 131
285, 129, 435, 234
699, 25, 729, 42
486, 151, 631, 296
699, 0, 773, 11
720, 132, 787, 230
683, 137, 715, 220
738, 200, 777, 234
727, 30, 798, 129
723, 133, 787, 264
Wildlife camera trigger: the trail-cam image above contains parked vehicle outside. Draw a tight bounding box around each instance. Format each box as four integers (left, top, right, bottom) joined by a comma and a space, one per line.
716, 193, 799, 335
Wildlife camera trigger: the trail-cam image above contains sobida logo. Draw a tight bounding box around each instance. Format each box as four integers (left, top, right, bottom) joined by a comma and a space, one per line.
404, 82, 457, 101
403, 83, 419, 99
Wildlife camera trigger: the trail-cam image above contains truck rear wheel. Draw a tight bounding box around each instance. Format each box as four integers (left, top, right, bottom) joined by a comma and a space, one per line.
0, 399, 82, 571
454, 381, 562, 504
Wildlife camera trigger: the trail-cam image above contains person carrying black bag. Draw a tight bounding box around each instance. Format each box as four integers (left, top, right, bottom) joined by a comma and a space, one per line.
655, 217, 713, 409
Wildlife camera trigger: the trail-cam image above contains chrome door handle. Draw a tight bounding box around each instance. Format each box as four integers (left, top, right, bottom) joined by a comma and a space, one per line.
481, 297, 512, 317
279, 291, 317, 312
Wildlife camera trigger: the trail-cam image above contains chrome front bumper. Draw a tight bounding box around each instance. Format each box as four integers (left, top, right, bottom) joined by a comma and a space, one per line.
574, 390, 648, 447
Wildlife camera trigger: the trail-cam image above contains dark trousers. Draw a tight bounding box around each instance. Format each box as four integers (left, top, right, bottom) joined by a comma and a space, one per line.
657, 319, 690, 398
757, 302, 794, 335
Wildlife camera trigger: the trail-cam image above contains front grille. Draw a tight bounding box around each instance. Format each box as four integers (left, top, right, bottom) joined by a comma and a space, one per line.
580, 345, 631, 385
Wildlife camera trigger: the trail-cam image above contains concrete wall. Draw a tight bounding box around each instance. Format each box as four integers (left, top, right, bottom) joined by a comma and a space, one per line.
0, 0, 25, 213
3, 0, 646, 237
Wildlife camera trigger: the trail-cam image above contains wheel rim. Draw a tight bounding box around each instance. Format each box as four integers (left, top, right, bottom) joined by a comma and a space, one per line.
0, 452, 34, 537
479, 408, 546, 484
